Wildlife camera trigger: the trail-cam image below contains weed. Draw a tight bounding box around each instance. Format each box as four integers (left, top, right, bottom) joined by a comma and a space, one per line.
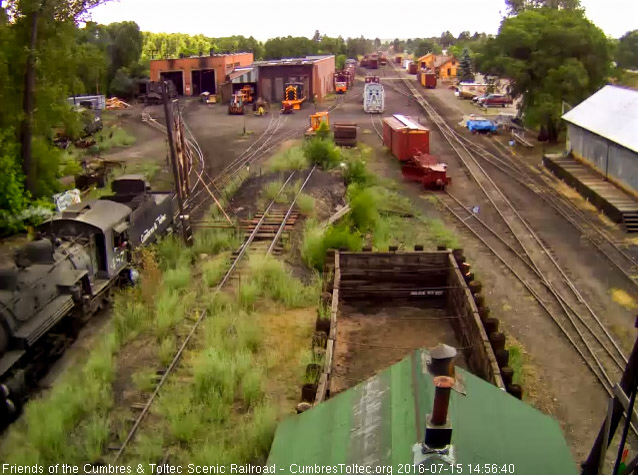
132, 370, 157, 393
315, 120, 331, 139
202, 252, 230, 287
301, 220, 362, 271
80, 414, 110, 462
303, 137, 341, 169
193, 348, 236, 404
263, 179, 284, 201
158, 336, 176, 367
128, 431, 164, 465
349, 187, 379, 231
241, 403, 278, 461
240, 368, 264, 408
296, 193, 315, 215
163, 264, 191, 291
89, 127, 135, 155
192, 229, 241, 256
269, 146, 309, 171
239, 279, 260, 310
156, 235, 192, 271
155, 290, 186, 338
246, 254, 320, 308
113, 290, 151, 344
425, 217, 459, 249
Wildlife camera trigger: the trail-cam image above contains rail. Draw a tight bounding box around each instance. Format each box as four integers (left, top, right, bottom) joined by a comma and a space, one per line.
113, 168, 315, 461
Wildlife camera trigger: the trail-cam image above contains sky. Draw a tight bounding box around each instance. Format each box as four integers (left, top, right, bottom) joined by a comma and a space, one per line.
89, 0, 637, 40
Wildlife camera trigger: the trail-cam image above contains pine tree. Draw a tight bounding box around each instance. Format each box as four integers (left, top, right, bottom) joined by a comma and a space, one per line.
459, 48, 475, 82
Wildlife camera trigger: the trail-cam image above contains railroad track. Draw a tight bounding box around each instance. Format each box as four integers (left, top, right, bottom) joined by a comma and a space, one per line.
111, 166, 317, 461
385, 61, 629, 397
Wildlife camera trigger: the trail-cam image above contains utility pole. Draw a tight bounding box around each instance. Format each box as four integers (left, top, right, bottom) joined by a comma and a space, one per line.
162, 81, 193, 247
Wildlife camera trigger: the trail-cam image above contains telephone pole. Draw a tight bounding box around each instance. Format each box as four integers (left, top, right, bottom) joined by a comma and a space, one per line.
162, 81, 193, 247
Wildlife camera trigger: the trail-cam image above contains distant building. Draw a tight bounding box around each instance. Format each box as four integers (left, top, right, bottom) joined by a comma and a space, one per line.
562, 85, 638, 194
149, 52, 253, 96
416, 54, 457, 79
434, 56, 457, 79
253, 55, 335, 103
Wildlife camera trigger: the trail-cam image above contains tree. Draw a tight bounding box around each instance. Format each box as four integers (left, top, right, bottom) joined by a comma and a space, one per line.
505, 0, 581, 15
616, 30, 638, 69
374, 37, 381, 48
312, 29, 320, 42
459, 48, 474, 82
392, 38, 403, 53
439, 31, 455, 47
336, 54, 346, 70
413, 39, 442, 58
478, 8, 611, 142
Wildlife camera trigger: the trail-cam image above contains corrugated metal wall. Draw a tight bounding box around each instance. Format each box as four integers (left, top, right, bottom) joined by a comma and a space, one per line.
568, 124, 638, 193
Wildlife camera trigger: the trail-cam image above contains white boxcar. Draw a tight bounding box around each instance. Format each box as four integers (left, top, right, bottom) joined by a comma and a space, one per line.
363, 83, 385, 113
402, 59, 411, 70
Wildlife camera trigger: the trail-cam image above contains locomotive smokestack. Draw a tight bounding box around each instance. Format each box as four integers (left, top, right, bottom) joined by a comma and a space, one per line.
428, 343, 457, 377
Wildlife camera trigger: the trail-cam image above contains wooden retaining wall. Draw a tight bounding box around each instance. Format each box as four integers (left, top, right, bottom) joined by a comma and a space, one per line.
446, 253, 504, 388
315, 250, 504, 403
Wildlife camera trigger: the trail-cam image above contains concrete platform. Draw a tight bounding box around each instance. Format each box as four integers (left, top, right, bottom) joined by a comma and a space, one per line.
543, 153, 638, 232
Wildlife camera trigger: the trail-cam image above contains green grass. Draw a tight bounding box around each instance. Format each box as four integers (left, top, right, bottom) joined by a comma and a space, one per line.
202, 252, 230, 287
89, 126, 136, 155
156, 235, 193, 271
507, 344, 525, 386
263, 179, 286, 203
244, 254, 320, 308
268, 146, 309, 171
158, 335, 176, 367
301, 220, 363, 271
192, 228, 241, 256
155, 290, 190, 339
617, 70, 638, 90
132, 369, 158, 393
163, 264, 191, 291
296, 193, 315, 216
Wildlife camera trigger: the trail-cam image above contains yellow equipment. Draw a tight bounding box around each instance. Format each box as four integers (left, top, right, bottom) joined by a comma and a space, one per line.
305, 111, 329, 137
240, 85, 254, 103
282, 83, 305, 110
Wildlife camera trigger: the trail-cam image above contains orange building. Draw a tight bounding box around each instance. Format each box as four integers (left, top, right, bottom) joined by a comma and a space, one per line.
417, 53, 436, 69
149, 52, 253, 96
434, 56, 458, 79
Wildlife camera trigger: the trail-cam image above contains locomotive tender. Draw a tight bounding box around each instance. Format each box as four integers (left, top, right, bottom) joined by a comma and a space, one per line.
0, 175, 174, 422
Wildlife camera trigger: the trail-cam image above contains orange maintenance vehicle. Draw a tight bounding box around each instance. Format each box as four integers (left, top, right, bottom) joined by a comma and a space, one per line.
305, 111, 329, 137
282, 82, 305, 110
228, 92, 245, 115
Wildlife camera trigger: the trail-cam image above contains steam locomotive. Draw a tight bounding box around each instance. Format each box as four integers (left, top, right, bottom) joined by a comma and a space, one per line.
0, 175, 174, 424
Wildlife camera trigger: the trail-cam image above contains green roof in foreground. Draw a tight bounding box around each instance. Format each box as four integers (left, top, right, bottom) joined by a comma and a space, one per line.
267, 350, 577, 475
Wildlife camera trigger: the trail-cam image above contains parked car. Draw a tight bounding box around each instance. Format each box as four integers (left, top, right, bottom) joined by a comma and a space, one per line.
478, 94, 513, 107
472, 94, 487, 103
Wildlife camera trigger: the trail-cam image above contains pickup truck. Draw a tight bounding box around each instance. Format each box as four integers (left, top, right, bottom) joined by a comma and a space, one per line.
478, 94, 513, 107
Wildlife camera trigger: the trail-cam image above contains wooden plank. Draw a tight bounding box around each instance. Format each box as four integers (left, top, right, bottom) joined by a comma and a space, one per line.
324, 339, 334, 375
329, 252, 340, 342
315, 373, 328, 405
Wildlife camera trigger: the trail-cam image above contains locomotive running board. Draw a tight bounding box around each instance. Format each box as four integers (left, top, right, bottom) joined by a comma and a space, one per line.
14, 295, 75, 346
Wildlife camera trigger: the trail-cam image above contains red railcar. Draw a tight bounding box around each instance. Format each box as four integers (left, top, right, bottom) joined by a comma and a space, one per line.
408, 62, 418, 74
382, 114, 430, 160
401, 153, 451, 189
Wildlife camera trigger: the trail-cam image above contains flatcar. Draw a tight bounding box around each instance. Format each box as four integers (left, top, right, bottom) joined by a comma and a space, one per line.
0, 175, 174, 424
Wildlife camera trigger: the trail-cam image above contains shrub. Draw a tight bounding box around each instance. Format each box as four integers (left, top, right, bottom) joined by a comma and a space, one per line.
301, 221, 362, 271
315, 121, 330, 139
343, 156, 374, 186
303, 138, 341, 169
202, 253, 230, 287
349, 187, 379, 231
296, 193, 315, 215
163, 264, 191, 291
192, 229, 241, 256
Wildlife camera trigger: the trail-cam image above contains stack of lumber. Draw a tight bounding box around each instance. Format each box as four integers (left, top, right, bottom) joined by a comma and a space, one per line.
106, 97, 131, 109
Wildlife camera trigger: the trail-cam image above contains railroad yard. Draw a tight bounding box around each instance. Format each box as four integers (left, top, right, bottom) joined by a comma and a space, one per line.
2, 16, 638, 472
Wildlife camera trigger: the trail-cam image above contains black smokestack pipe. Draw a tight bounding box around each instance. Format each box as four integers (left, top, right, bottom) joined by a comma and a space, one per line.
431, 376, 454, 426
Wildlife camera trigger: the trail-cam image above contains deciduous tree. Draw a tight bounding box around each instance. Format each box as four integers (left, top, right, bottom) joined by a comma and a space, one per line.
479, 8, 610, 142
616, 30, 638, 70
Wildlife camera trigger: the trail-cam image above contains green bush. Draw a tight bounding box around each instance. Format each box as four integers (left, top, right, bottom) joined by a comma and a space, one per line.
303, 138, 341, 169
301, 220, 362, 271
349, 187, 379, 231
192, 229, 241, 256
315, 121, 330, 139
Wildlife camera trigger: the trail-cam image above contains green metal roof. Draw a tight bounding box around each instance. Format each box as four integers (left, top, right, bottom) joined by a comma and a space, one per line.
268, 350, 576, 474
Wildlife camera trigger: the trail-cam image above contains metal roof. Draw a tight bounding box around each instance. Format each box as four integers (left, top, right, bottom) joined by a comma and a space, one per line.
58, 199, 131, 232
268, 349, 576, 474
253, 55, 334, 67
562, 85, 638, 154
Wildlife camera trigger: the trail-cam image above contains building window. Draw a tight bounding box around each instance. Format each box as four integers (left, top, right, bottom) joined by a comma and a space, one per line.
447, 68, 451, 76
234, 62, 240, 67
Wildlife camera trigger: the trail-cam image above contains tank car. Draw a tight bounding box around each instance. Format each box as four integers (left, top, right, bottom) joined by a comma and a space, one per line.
0, 175, 173, 423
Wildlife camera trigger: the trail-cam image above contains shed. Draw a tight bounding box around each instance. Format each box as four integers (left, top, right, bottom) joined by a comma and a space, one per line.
254, 55, 335, 103
383, 114, 430, 160
562, 85, 638, 194
267, 349, 577, 474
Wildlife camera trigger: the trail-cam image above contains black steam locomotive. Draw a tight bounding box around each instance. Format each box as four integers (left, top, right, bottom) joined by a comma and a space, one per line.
0, 175, 174, 424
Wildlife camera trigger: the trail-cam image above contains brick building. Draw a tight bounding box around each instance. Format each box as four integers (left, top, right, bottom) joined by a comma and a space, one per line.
149, 52, 253, 96
254, 55, 335, 103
